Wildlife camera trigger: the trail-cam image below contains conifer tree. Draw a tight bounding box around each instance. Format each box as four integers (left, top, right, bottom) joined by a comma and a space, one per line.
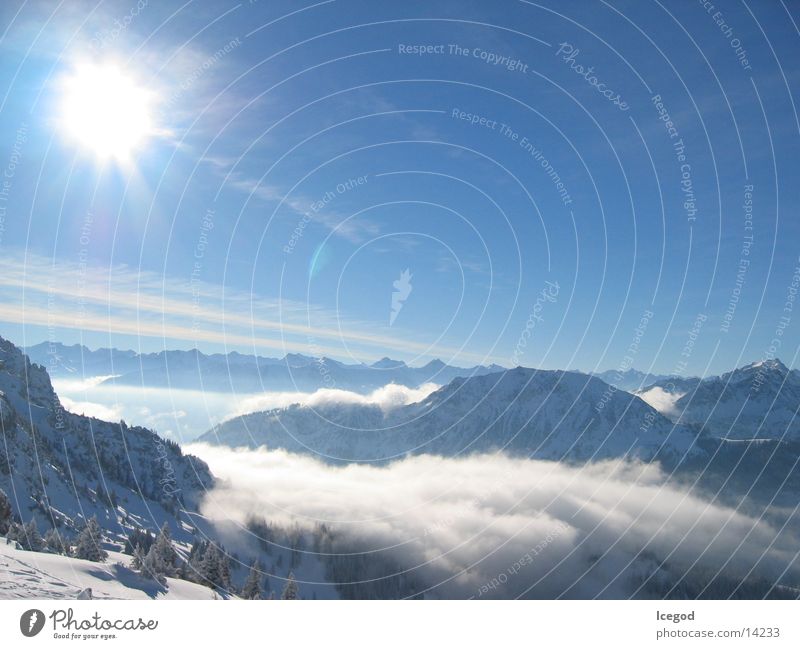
44, 527, 67, 554
219, 548, 231, 589
281, 571, 299, 600
131, 543, 146, 571
74, 516, 108, 562
241, 560, 263, 599
142, 544, 167, 584
200, 543, 223, 587
151, 522, 178, 576
183, 538, 208, 583
123, 527, 155, 556
5, 521, 23, 545
0, 488, 12, 535
21, 518, 44, 551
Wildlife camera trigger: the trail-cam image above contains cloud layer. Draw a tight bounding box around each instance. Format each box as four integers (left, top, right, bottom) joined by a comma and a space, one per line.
53, 380, 439, 440
188, 444, 800, 599
231, 382, 440, 417
638, 386, 685, 416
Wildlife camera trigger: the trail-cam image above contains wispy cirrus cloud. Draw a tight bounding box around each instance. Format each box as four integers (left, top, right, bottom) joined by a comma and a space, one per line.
219, 170, 380, 244
0, 251, 498, 365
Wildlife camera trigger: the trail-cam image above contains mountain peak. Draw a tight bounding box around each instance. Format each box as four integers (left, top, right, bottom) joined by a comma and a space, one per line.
1, 335, 27, 368
0, 336, 59, 407
724, 358, 790, 384
371, 357, 407, 369
282, 352, 314, 366
745, 358, 788, 373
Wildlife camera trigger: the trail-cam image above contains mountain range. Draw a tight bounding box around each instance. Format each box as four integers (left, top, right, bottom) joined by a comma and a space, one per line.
200, 367, 700, 464
201, 357, 800, 509
25, 342, 504, 393
22, 339, 800, 460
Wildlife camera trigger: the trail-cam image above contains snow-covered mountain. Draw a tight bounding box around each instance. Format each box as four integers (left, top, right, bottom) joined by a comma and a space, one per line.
0, 336, 213, 539
25, 342, 504, 394
200, 368, 700, 464
639, 359, 800, 441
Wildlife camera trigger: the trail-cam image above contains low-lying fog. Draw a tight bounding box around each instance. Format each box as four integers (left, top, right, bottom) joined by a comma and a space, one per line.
187, 444, 800, 599
52, 378, 439, 441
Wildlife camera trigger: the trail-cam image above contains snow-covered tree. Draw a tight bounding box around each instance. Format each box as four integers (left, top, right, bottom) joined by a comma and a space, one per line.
142, 545, 168, 584
281, 571, 299, 600
200, 543, 223, 587
123, 527, 155, 556
130, 543, 146, 571
219, 549, 231, 588
187, 538, 207, 564
19, 518, 44, 551
74, 516, 107, 562
180, 538, 207, 582
44, 527, 68, 554
0, 488, 12, 535
196, 542, 232, 590
241, 560, 263, 599
6, 518, 44, 552
152, 522, 178, 574
5, 521, 22, 544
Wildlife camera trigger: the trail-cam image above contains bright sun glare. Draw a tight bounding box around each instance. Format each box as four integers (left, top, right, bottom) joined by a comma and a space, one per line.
59, 62, 154, 161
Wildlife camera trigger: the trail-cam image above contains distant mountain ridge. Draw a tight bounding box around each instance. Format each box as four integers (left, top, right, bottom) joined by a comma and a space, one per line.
639, 358, 800, 441
590, 368, 678, 392
200, 367, 701, 464
30, 340, 708, 396
201, 359, 800, 508
25, 342, 505, 394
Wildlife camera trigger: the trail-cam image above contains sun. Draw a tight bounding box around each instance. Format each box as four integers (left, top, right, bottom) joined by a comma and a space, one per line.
58, 62, 155, 162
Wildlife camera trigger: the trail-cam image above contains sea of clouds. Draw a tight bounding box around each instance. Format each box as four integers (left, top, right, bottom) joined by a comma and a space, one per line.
187, 444, 800, 599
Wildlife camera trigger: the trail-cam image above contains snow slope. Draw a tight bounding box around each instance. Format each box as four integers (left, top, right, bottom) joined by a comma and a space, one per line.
0, 538, 220, 599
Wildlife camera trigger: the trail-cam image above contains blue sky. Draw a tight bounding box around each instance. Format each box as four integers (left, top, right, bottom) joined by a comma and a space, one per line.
0, 0, 798, 375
